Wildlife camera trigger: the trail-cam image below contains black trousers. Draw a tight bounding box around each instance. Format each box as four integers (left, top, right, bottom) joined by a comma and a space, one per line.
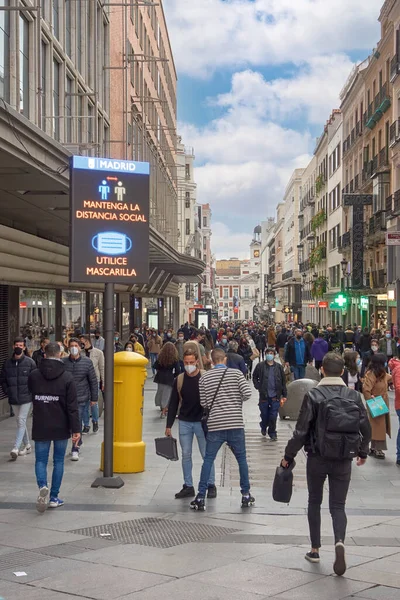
307, 454, 352, 548
314, 360, 323, 371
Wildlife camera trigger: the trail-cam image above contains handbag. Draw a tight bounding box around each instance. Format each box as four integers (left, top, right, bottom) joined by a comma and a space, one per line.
201, 369, 228, 436
250, 348, 260, 360
155, 436, 179, 461
366, 395, 389, 419
272, 460, 296, 504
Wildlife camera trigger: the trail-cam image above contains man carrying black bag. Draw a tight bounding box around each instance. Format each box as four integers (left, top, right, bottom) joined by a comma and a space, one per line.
281, 353, 371, 577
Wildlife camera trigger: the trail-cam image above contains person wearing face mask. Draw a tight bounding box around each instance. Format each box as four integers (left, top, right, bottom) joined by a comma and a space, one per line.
285, 329, 312, 380
378, 330, 398, 361
253, 347, 287, 439
126, 336, 145, 356
175, 331, 186, 371
63, 338, 98, 459
153, 342, 181, 416
216, 335, 229, 352
147, 329, 163, 375
166, 349, 215, 500
114, 332, 124, 353
131, 327, 145, 349
0, 337, 37, 460
79, 334, 105, 433
342, 351, 362, 392
360, 339, 380, 378
163, 329, 176, 344
92, 329, 105, 352
32, 337, 50, 367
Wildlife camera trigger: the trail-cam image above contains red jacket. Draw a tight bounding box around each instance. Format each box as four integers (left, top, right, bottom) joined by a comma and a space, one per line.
389, 358, 400, 410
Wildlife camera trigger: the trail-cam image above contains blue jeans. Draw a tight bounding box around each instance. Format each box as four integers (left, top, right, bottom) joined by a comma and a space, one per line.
150, 353, 158, 374
259, 399, 280, 438
179, 420, 215, 488
397, 409, 400, 460
292, 365, 306, 380
35, 439, 69, 498
198, 428, 250, 497
13, 403, 32, 449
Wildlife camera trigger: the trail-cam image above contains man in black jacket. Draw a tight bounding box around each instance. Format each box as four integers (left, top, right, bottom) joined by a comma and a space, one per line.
226, 341, 247, 376
63, 338, 98, 460
32, 337, 50, 367
253, 348, 286, 439
0, 337, 37, 460
281, 352, 371, 577
276, 328, 288, 363
28, 343, 80, 512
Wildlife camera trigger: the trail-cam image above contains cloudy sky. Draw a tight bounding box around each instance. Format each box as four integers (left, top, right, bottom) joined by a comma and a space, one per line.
163, 0, 383, 259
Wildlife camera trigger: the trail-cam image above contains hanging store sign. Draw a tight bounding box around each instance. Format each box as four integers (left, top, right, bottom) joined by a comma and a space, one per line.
69, 156, 150, 284
318, 301, 328, 308
360, 296, 369, 311
386, 232, 400, 246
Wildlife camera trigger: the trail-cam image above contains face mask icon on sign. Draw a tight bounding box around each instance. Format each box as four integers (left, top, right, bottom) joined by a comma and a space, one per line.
92, 232, 132, 256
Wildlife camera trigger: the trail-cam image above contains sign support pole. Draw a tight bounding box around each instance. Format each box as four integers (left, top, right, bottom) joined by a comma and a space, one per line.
92, 283, 124, 489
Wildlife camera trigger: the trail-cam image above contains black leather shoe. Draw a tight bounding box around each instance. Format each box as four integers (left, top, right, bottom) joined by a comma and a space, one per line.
207, 485, 217, 499
175, 485, 195, 499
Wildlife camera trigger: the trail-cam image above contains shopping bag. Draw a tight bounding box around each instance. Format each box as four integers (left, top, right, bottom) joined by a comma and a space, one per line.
155, 436, 179, 461
366, 396, 389, 419
272, 460, 296, 504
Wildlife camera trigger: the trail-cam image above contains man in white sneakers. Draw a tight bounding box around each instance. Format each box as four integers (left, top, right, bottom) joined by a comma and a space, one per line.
28, 342, 80, 511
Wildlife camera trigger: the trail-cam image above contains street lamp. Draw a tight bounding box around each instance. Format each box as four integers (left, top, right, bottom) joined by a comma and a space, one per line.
313, 273, 318, 326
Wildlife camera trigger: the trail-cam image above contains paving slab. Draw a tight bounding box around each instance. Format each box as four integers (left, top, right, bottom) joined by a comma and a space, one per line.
0, 557, 79, 584
346, 557, 400, 587
121, 578, 271, 600
352, 586, 400, 599
0, 580, 86, 600
273, 577, 373, 600
31, 563, 173, 599
186, 561, 322, 597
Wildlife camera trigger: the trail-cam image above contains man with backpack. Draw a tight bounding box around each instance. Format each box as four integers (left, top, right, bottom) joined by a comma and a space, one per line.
165, 348, 216, 500
281, 352, 371, 577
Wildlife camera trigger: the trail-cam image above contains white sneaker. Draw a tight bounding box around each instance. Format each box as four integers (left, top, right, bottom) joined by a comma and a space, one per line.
18, 444, 32, 456
71, 451, 80, 461
10, 447, 19, 460
36, 486, 49, 513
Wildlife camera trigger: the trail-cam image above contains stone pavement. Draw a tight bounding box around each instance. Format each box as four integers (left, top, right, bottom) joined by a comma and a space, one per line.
0, 369, 400, 599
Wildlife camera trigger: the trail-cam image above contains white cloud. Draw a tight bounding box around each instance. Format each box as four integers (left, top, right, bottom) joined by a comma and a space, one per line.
163, 0, 381, 77
215, 55, 355, 125
211, 222, 254, 260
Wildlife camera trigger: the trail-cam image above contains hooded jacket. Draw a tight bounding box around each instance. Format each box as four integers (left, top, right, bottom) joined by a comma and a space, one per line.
62, 355, 98, 404
311, 337, 329, 361
28, 359, 80, 441
0, 354, 37, 405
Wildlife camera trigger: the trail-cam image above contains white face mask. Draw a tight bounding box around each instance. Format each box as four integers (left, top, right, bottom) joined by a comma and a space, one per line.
185, 364, 197, 374
126, 347, 133, 352
70, 346, 79, 356
59, 345, 64, 353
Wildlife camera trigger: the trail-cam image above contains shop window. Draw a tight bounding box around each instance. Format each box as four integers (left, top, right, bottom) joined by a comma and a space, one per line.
62, 290, 86, 340
89, 292, 103, 334
19, 289, 56, 352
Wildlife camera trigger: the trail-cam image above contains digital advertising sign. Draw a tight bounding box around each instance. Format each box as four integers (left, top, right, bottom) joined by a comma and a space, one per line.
69, 156, 150, 284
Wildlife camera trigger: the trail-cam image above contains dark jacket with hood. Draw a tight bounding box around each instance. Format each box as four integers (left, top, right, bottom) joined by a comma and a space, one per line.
62, 355, 98, 404
276, 330, 288, 349
32, 348, 46, 367
226, 349, 247, 375
311, 337, 329, 361
28, 358, 80, 441
0, 353, 37, 405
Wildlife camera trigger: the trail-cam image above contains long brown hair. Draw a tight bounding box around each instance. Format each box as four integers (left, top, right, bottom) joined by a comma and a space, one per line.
344, 351, 358, 377
157, 341, 178, 367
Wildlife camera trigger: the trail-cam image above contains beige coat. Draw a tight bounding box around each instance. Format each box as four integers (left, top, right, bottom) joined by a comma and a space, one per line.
362, 371, 392, 441
82, 347, 105, 385
147, 335, 163, 354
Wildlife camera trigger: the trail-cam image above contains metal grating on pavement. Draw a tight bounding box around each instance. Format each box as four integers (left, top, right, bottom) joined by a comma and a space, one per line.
0, 549, 52, 571
34, 538, 121, 558
70, 517, 239, 548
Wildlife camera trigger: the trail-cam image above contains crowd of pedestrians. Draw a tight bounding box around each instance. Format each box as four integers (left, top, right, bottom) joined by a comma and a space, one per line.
2, 317, 400, 578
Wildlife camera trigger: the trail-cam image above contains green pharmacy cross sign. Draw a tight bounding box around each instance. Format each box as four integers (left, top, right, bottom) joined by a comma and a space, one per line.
330, 294, 347, 309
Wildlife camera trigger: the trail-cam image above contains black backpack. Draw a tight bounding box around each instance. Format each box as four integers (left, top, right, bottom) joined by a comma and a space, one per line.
312, 387, 361, 460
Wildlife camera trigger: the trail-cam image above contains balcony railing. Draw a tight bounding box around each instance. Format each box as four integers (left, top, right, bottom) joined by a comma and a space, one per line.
268, 254, 276, 265
366, 83, 391, 130
369, 269, 386, 289
341, 231, 351, 248
368, 213, 387, 236
379, 147, 388, 168
299, 259, 310, 273
394, 189, 400, 214
386, 194, 393, 216
354, 174, 359, 191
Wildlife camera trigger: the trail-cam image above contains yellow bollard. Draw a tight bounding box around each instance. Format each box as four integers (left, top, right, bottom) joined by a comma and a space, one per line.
101, 351, 148, 473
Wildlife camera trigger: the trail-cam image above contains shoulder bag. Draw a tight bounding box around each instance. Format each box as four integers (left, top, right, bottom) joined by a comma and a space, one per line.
201, 369, 228, 436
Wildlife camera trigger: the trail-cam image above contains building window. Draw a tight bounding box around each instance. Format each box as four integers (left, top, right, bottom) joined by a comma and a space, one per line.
19, 14, 29, 117
203, 254, 206, 263
77, 0, 82, 72
0, 0, 10, 101
233, 288, 239, 297
185, 164, 190, 180
53, 57, 60, 140
19, 289, 56, 351
203, 216, 207, 227
185, 192, 190, 208
65, 0, 72, 57
41, 40, 47, 130
244, 288, 249, 298
65, 74, 73, 142
52, 0, 59, 39
203, 237, 207, 250
62, 290, 86, 338
245, 310, 249, 320
185, 218, 190, 236
223, 288, 228, 299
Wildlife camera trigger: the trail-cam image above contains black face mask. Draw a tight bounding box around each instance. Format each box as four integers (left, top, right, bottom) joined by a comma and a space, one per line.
14, 347, 23, 356
296, 335, 302, 340
95, 334, 100, 339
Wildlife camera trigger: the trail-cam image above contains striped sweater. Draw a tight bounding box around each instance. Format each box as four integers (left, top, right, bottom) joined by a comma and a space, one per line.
199, 367, 252, 432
